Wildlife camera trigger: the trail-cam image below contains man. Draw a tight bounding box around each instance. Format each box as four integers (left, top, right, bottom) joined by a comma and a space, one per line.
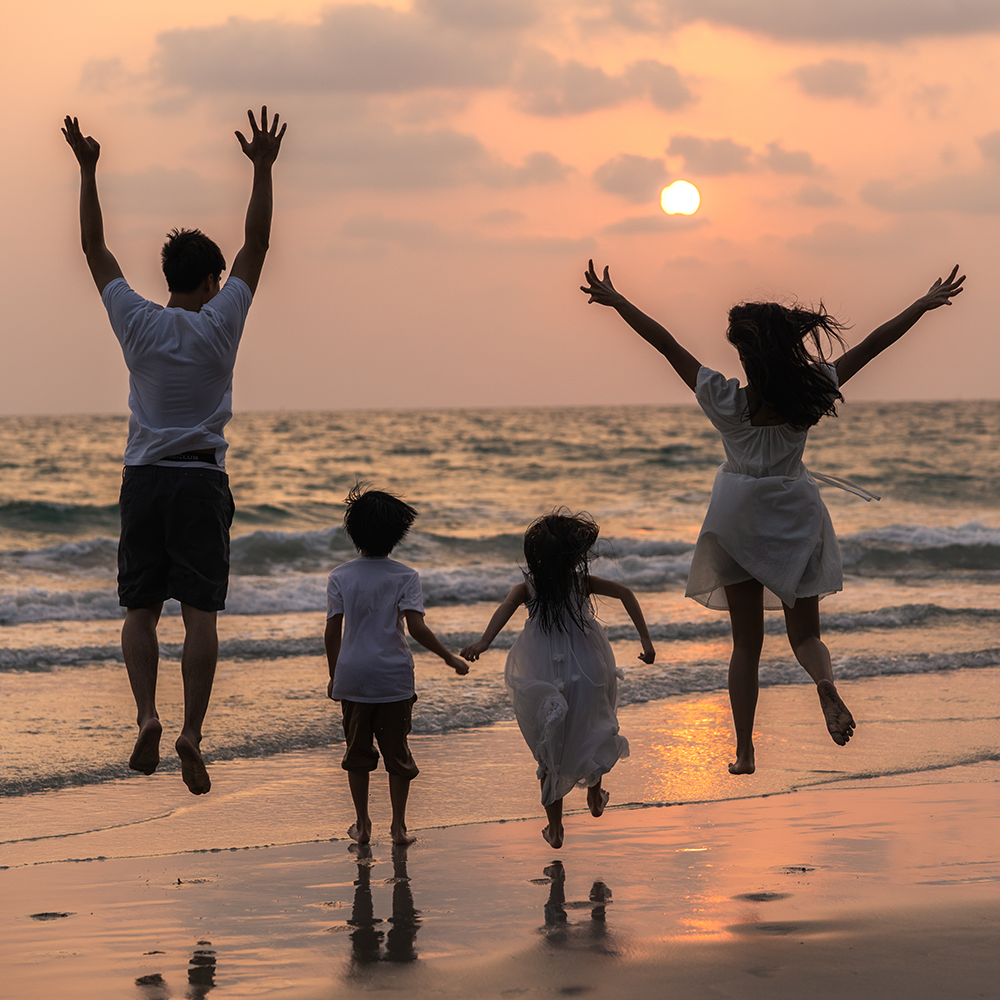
62, 107, 286, 795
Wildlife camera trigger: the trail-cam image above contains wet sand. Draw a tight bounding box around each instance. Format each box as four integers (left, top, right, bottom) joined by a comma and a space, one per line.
2, 669, 999, 998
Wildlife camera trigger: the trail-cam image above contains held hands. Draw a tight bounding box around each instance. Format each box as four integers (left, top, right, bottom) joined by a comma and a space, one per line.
235, 107, 287, 167
62, 116, 100, 171
917, 265, 965, 311
460, 639, 489, 662
446, 653, 470, 676
581, 260, 626, 308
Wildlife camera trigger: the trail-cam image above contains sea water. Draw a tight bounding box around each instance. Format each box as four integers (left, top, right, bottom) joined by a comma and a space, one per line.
1, 401, 998, 796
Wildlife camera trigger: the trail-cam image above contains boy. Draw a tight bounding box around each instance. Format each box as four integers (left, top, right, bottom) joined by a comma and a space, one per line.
326, 485, 468, 846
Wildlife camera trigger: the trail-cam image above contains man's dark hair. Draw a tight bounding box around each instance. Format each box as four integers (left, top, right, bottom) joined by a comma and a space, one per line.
160, 228, 226, 293
342, 483, 418, 557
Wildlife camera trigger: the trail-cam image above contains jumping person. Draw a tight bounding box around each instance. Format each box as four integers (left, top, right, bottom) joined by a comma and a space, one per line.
62, 108, 287, 794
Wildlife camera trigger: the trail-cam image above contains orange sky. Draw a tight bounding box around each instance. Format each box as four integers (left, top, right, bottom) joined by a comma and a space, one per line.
3, 0, 999, 413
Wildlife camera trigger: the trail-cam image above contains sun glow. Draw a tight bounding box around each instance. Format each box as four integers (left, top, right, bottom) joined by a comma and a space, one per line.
660, 180, 701, 215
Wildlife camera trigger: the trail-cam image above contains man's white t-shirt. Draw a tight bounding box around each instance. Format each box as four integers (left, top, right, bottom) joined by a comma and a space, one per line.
327, 557, 424, 703
101, 276, 253, 468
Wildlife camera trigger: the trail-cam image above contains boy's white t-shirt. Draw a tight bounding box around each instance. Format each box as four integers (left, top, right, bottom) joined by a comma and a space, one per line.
101, 276, 253, 468
326, 556, 424, 703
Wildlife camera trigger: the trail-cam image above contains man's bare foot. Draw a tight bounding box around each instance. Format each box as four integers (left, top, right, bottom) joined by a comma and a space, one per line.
587, 786, 610, 817
175, 734, 211, 795
729, 747, 755, 775
391, 825, 416, 846
817, 680, 856, 745
129, 718, 162, 775
348, 821, 371, 845
542, 824, 564, 849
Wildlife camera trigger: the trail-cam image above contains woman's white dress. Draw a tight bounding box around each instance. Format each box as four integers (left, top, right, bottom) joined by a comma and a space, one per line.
685, 365, 843, 611
505, 586, 629, 807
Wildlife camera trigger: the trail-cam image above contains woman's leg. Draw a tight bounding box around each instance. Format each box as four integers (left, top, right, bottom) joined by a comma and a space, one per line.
541, 783, 565, 848
587, 778, 610, 817
783, 596, 855, 745
725, 579, 765, 774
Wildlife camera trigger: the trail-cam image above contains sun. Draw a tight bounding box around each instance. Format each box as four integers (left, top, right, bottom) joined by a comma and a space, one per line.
660, 181, 701, 215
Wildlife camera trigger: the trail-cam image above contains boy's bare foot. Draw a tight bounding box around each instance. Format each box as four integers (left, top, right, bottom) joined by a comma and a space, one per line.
175, 734, 211, 795
729, 747, 755, 775
390, 826, 416, 846
348, 821, 371, 845
542, 824, 564, 849
587, 786, 610, 817
129, 718, 162, 775
817, 680, 855, 745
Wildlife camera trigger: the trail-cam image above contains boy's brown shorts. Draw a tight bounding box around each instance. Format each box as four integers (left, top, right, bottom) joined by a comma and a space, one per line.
340, 697, 419, 780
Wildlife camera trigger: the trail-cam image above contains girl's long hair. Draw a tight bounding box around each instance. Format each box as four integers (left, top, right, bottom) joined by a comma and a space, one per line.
726, 301, 848, 430
523, 511, 599, 634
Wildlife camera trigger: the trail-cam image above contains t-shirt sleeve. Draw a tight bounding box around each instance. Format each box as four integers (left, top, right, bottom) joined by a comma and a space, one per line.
101, 278, 153, 347
816, 361, 839, 391
398, 570, 424, 615
695, 366, 744, 430
201, 276, 253, 349
326, 571, 344, 618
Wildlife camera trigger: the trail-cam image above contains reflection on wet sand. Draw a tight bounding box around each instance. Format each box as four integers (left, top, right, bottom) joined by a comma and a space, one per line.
134, 941, 216, 999
537, 861, 615, 951
346, 843, 420, 973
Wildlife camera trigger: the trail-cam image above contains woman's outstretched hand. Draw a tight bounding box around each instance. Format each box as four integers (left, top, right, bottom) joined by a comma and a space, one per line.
460, 639, 489, 661
581, 260, 626, 307
919, 265, 965, 310
638, 642, 655, 664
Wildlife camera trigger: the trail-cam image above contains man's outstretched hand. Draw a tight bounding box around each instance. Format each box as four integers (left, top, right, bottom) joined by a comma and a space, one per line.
62, 116, 101, 172
235, 107, 286, 167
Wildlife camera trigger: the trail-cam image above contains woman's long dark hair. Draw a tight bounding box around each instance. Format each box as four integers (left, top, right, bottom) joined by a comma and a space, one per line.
727, 301, 848, 430
523, 511, 599, 634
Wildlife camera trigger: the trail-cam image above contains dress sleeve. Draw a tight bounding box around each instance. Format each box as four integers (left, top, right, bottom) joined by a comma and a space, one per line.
816, 361, 839, 390
398, 569, 424, 615
326, 571, 343, 618
695, 366, 744, 430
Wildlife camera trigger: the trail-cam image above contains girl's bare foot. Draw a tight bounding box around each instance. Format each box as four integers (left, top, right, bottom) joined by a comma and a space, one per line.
817, 680, 855, 745
542, 824, 564, 849
729, 746, 755, 774
587, 786, 610, 817
129, 718, 162, 775
175, 734, 211, 795
391, 826, 416, 847
348, 820, 371, 845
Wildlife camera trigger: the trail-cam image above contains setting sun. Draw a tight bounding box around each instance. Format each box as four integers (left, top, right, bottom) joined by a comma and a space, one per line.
660, 180, 701, 215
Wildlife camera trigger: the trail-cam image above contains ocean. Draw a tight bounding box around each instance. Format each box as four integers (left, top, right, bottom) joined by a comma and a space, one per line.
1, 401, 998, 797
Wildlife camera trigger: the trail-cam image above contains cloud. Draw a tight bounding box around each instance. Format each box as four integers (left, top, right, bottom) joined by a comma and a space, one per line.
479, 208, 526, 225
760, 142, 817, 175
592, 154, 668, 203
667, 135, 752, 175
861, 175, 1000, 213
605, 0, 1000, 42
101, 167, 243, 216
796, 184, 843, 207
514, 51, 692, 115
790, 60, 870, 99
786, 220, 932, 257
414, 0, 542, 31
603, 214, 706, 234
977, 130, 1000, 166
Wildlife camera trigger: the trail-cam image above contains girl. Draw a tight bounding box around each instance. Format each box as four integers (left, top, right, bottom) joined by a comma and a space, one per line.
461, 512, 655, 848
581, 261, 964, 775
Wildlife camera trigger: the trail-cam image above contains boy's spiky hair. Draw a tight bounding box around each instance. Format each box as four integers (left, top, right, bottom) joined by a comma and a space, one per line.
342, 483, 418, 557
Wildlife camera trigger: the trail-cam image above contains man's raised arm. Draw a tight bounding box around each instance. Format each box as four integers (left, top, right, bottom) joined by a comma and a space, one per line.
62, 116, 124, 294
229, 107, 287, 296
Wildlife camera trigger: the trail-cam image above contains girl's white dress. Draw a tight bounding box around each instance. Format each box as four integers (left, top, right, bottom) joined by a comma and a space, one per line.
685, 365, 844, 611
505, 583, 629, 807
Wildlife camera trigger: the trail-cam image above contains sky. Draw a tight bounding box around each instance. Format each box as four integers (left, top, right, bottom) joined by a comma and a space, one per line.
3, 0, 999, 414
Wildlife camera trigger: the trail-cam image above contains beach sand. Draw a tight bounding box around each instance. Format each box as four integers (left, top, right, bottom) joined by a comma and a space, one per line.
3, 668, 998, 999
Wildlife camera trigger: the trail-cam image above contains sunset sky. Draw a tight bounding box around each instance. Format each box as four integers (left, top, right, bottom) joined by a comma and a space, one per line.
3, 0, 999, 413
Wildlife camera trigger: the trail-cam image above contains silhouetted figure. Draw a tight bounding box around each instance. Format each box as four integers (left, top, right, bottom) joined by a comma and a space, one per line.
538, 862, 612, 948
187, 940, 217, 999
384, 845, 420, 963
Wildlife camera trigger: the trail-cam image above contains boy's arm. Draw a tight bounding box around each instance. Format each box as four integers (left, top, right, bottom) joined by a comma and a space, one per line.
62, 116, 124, 293
229, 107, 287, 296
835, 266, 965, 386
589, 576, 655, 663
460, 582, 528, 661
581, 260, 701, 391
324, 614, 343, 699
404, 610, 469, 675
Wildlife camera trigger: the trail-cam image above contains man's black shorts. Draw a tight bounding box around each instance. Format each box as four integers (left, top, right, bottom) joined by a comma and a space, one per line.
118, 465, 235, 612
340, 697, 419, 779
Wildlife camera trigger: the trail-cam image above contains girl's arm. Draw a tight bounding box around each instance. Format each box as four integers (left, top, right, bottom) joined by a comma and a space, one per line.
460, 582, 528, 661
835, 265, 965, 386
589, 576, 655, 663
581, 260, 701, 391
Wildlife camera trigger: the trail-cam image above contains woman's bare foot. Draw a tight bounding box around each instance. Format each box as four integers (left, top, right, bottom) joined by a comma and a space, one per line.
129, 718, 162, 775
391, 825, 416, 847
817, 680, 855, 745
542, 824, 564, 849
175, 734, 211, 795
729, 746, 755, 774
348, 820, 372, 845
587, 786, 610, 817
